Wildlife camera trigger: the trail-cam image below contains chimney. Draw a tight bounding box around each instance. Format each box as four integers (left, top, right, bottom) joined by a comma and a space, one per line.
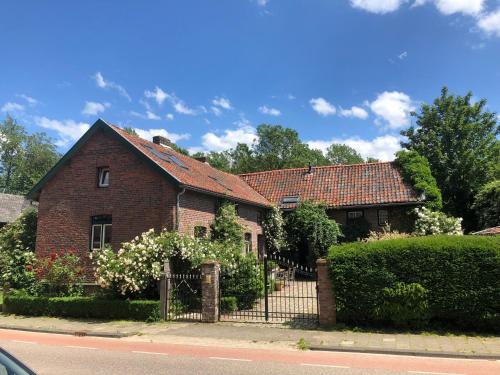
153, 135, 172, 148
195, 156, 208, 163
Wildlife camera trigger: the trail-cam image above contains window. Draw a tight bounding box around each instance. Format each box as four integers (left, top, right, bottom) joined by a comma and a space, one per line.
98, 167, 110, 187
347, 211, 363, 220
257, 211, 263, 225
91, 216, 112, 251
244, 233, 252, 254
378, 209, 389, 226
194, 226, 207, 238
281, 196, 299, 205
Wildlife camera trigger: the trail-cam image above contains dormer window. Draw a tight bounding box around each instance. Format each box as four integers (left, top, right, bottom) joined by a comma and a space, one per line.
98, 167, 110, 187
281, 196, 299, 205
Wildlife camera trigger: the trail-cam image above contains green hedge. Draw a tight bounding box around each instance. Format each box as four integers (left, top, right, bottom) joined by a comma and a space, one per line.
4, 293, 159, 321
328, 235, 500, 331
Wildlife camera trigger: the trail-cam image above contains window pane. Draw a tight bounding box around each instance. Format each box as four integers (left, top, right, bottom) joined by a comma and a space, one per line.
244, 233, 252, 254
378, 210, 389, 226
348, 211, 363, 219
92, 225, 102, 250
103, 224, 112, 247
98, 168, 109, 187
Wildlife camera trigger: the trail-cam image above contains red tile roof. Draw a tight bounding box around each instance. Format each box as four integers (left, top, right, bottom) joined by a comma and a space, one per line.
110, 125, 271, 207
239, 163, 420, 209
472, 226, 500, 236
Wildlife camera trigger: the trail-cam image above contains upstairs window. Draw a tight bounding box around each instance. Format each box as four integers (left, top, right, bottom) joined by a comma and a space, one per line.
281, 196, 299, 205
91, 215, 112, 251
194, 226, 207, 239
378, 209, 389, 226
98, 167, 110, 187
244, 233, 252, 254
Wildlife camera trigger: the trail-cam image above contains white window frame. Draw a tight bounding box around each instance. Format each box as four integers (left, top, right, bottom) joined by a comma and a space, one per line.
378, 209, 389, 226
244, 233, 252, 254
98, 167, 110, 187
91, 223, 112, 251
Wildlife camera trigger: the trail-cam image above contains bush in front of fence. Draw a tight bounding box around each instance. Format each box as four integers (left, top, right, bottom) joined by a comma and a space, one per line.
4, 291, 160, 321
328, 235, 500, 332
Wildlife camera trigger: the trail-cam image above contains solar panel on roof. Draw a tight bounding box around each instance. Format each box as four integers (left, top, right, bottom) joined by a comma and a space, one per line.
166, 153, 188, 169
209, 175, 233, 192
141, 144, 171, 162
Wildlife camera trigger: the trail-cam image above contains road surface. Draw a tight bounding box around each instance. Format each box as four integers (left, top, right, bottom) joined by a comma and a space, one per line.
0, 329, 498, 375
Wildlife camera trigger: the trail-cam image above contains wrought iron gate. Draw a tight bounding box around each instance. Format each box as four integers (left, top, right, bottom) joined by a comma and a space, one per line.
165, 273, 202, 321
219, 253, 318, 326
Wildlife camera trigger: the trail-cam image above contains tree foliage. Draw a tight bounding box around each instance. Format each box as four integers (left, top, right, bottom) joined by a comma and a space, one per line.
326, 144, 364, 165
472, 180, 500, 229
401, 87, 499, 231
285, 201, 341, 265
0, 116, 60, 194
395, 150, 442, 210
210, 202, 244, 248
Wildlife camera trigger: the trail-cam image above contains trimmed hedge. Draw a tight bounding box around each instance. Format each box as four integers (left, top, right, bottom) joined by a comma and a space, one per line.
4, 293, 159, 321
328, 235, 500, 331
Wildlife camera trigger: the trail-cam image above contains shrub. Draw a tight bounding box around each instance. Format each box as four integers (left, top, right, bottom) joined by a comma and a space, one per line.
35, 249, 84, 297
395, 150, 442, 210
285, 201, 341, 265
210, 202, 244, 248
0, 208, 38, 290
341, 217, 371, 242
377, 282, 430, 328
262, 206, 287, 254
365, 225, 411, 242
4, 291, 159, 321
220, 296, 238, 313
414, 207, 462, 235
328, 235, 500, 331
473, 180, 500, 229
220, 253, 264, 309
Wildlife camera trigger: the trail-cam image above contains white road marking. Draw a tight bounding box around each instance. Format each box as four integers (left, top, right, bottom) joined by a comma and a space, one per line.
132, 351, 168, 356
65, 345, 97, 350
408, 371, 465, 375
301, 363, 350, 369
209, 357, 252, 362
13, 340, 36, 345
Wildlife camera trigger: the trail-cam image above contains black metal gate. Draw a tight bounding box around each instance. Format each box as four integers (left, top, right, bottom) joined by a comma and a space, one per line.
165, 273, 202, 321
219, 253, 318, 326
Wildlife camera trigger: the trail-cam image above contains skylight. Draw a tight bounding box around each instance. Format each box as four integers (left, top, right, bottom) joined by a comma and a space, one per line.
209, 175, 233, 192
141, 144, 171, 163
166, 153, 188, 169
281, 196, 300, 204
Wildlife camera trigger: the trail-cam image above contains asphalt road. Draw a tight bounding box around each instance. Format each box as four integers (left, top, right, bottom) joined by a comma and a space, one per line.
0, 329, 498, 375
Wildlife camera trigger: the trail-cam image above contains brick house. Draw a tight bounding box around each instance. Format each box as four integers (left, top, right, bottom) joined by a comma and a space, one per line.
28, 119, 270, 278
28, 119, 421, 278
239, 162, 421, 233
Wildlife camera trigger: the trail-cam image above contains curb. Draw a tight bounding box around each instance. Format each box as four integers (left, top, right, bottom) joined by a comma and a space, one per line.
0, 325, 130, 339
308, 345, 500, 360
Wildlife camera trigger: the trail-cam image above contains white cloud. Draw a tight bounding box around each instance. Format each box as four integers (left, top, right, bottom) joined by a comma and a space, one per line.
1, 102, 24, 113
398, 51, 408, 60
211, 106, 222, 116
350, 0, 407, 14
166, 113, 174, 120
146, 111, 161, 120
81, 101, 110, 116
144, 87, 169, 105
310, 97, 336, 116
202, 125, 257, 152
133, 128, 190, 143
256, 0, 269, 6
212, 97, 233, 110
307, 134, 402, 161
258, 105, 281, 116
93, 72, 131, 101
339, 106, 369, 119
172, 100, 197, 115
34, 117, 90, 147
433, 0, 484, 16
478, 9, 500, 37
368, 91, 415, 129
17, 94, 38, 106
288, 94, 296, 100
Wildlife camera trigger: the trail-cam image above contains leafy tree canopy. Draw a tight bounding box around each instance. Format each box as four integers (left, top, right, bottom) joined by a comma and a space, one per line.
210, 202, 244, 248
0, 116, 60, 194
401, 87, 499, 231
326, 144, 365, 165
472, 180, 500, 229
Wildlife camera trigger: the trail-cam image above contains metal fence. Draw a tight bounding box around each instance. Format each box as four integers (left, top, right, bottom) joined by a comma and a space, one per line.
164, 273, 202, 321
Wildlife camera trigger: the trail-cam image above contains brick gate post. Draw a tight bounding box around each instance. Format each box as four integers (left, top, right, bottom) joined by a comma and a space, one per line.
201, 261, 220, 323
316, 259, 336, 327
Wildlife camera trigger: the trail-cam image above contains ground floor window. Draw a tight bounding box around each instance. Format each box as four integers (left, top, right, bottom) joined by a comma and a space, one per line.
347, 210, 363, 222
378, 209, 389, 226
91, 215, 112, 251
244, 233, 252, 254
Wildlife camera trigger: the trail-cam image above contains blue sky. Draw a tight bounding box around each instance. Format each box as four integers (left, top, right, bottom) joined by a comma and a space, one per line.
1, 0, 499, 161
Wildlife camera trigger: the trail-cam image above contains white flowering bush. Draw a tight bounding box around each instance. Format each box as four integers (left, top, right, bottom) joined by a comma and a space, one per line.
93, 229, 241, 296
414, 207, 463, 236
262, 206, 287, 253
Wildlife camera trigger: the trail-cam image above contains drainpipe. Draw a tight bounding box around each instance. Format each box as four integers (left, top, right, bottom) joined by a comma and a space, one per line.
175, 187, 186, 232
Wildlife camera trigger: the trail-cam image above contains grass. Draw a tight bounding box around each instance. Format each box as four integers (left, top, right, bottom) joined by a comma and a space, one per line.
297, 338, 309, 350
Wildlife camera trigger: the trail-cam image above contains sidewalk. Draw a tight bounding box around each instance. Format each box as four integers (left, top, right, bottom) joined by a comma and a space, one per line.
0, 314, 499, 359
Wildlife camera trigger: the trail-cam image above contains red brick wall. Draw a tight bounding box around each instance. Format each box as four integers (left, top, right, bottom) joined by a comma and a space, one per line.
178, 190, 264, 253
35, 128, 177, 279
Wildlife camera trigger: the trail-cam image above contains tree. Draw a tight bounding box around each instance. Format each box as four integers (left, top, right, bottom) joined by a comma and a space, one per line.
0, 116, 60, 194
401, 87, 499, 231
122, 127, 138, 136
395, 150, 442, 210
210, 202, 244, 248
472, 180, 500, 229
285, 201, 341, 265
261, 206, 286, 254
326, 144, 364, 165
